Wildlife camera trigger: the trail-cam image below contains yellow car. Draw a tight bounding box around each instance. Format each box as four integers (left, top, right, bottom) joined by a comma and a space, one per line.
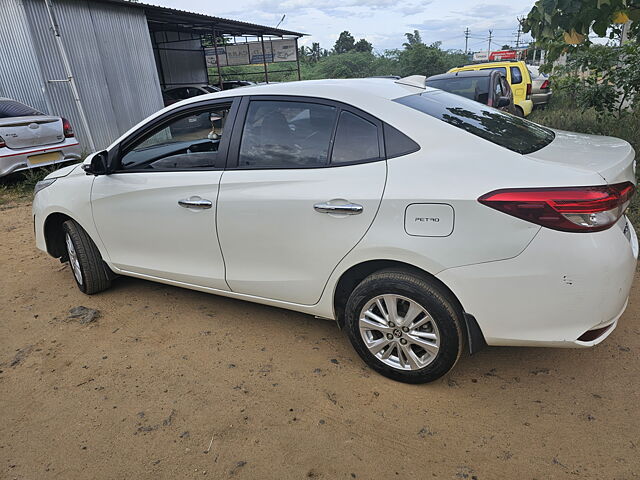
448, 60, 534, 117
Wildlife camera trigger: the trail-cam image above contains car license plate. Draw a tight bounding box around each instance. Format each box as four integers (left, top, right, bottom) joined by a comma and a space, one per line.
28, 151, 61, 165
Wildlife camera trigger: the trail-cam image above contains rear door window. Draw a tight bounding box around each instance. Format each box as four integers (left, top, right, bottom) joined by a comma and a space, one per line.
395, 90, 554, 154
238, 100, 337, 168
510, 66, 523, 84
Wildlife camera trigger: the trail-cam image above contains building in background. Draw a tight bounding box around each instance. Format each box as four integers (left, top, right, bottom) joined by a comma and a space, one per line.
0, 0, 303, 151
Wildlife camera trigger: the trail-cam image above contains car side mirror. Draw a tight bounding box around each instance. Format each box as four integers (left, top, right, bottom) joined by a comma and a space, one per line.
82, 150, 109, 176
496, 96, 510, 108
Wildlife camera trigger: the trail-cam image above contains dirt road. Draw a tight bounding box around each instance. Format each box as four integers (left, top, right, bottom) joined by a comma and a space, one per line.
1, 200, 639, 479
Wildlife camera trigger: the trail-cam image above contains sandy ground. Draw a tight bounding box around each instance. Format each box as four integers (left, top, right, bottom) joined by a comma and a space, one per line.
1, 200, 639, 480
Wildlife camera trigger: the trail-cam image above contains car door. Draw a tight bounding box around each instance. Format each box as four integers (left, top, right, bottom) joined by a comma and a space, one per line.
216, 96, 387, 305
91, 98, 239, 289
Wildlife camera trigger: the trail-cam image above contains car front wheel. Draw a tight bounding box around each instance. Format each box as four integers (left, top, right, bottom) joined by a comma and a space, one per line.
344, 269, 464, 384
62, 219, 112, 295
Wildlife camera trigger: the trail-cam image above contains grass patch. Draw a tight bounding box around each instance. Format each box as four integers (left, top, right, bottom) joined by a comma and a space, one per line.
529, 90, 640, 226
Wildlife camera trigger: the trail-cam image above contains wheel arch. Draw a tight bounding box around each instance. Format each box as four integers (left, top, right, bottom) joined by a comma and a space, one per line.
332, 259, 486, 354
333, 260, 463, 325
43, 211, 93, 260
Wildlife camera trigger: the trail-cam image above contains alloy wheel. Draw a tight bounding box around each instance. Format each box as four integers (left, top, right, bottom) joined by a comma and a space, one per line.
358, 294, 440, 371
65, 233, 83, 286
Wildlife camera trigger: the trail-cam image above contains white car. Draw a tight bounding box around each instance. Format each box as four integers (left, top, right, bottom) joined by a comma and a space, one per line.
0, 98, 81, 177
32, 77, 637, 383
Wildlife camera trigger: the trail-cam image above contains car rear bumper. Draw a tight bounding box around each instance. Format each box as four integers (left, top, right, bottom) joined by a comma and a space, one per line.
0, 140, 82, 177
437, 217, 637, 347
517, 100, 534, 116
532, 91, 553, 105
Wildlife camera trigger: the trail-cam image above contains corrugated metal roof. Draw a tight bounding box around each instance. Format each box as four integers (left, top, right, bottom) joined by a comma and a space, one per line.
91, 0, 306, 37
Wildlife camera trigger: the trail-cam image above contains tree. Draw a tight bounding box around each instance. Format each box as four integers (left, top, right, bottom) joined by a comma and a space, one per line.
501, 44, 512, 50
523, 0, 640, 60
397, 32, 468, 77
354, 38, 373, 53
309, 51, 378, 78
333, 31, 356, 54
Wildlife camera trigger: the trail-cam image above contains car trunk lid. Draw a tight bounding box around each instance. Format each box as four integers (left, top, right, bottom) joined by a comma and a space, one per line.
526, 130, 636, 185
0, 115, 64, 149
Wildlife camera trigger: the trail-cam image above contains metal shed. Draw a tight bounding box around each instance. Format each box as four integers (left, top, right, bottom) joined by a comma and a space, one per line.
0, 0, 303, 152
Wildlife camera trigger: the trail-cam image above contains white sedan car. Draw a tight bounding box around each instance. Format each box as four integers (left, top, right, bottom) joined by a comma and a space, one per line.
32, 77, 637, 383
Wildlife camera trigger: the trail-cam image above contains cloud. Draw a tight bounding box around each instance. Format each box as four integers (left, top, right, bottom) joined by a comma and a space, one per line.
452, 3, 517, 19
144, 0, 536, 52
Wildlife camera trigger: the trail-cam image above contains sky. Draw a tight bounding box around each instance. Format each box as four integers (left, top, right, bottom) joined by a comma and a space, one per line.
145, 0, 537, 53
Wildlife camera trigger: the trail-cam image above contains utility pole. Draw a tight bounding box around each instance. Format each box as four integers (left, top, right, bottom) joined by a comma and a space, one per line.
487, 29, 493, 53
515, 18, 522, 48
464, 27, 470, 54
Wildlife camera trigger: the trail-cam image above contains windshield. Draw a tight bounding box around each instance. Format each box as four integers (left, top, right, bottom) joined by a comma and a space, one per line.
426, 77, 490, 103
395, 90, 554, 154
0, 99, 43, 118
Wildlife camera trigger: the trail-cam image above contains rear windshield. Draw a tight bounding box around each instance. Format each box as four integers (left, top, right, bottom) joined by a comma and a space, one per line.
395, 90, 554, 154
426, 77, 490, 104
0, 99, 42, 118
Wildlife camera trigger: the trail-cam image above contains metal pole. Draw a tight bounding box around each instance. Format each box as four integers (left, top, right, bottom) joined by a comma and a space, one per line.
155, 31, 167, 89
200, 33, 210, 86
487, 30, 493, 54
44, 0, 96, 152
295, 37, 301, 81
211, 27, 224, 90
464, 27, 469, 54
260, 35, 269, 83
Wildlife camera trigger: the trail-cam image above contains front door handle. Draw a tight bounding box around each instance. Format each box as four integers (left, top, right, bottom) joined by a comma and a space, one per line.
314, 202, 363, 215
178, 196, 212, 210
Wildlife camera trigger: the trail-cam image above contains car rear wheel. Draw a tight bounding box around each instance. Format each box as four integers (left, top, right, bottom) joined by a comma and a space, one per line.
344, 269, 464, 383
514, 105, 524, 117
62, 220, 112, 294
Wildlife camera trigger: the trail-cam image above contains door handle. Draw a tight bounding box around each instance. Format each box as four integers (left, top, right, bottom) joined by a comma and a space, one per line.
178, 196, 212, 210
314, 202, 363, 215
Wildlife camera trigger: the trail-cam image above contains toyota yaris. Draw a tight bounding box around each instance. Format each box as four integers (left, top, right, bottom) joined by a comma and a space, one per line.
32, 77, 637, 383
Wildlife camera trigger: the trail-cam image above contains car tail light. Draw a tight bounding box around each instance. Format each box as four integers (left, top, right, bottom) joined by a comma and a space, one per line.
526, 83, 532, 99
478, 182, 635, 232
0, 135, 5, 148
540, 79, 550, 89
62, 117, 74, 138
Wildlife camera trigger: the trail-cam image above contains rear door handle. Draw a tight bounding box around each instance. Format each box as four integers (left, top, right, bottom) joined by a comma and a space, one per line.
178, 196, 212, 210
314, 202, 363, 215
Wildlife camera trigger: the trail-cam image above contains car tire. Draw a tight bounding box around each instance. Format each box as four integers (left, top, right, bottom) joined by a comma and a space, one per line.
514, 106, 524, 117
62, 219, 112, 295
344, 269, 464, 384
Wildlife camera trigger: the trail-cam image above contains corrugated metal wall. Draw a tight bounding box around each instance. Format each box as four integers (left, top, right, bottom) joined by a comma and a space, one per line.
152, 31, 208, 89
4, 0, 164, 151
0, 0, 50, 113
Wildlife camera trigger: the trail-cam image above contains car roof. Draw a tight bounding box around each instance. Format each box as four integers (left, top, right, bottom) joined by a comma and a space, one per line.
451, 60, 525, 70
179, 78, 436, 104
427, 70, 496, 81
